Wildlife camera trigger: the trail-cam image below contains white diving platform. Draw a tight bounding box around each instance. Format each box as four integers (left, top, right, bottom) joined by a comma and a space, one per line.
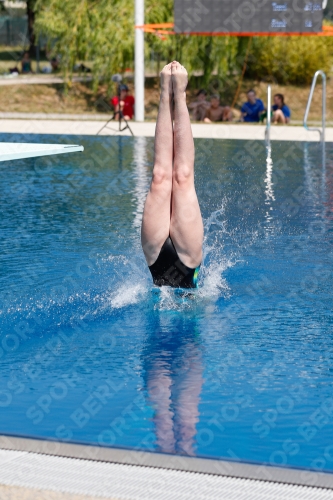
0, 143, 84, 162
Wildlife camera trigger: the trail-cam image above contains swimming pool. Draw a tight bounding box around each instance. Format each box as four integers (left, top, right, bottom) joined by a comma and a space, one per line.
1, 133, 333, 473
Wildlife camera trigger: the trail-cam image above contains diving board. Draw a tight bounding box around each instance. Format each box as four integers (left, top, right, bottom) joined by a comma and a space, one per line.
0, 143, 84, 162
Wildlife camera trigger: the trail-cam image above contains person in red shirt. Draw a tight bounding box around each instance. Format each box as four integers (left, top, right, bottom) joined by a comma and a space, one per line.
110, 84, 135, 120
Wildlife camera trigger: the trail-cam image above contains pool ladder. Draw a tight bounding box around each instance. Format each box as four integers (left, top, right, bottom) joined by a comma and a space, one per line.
304, 70, 326, 143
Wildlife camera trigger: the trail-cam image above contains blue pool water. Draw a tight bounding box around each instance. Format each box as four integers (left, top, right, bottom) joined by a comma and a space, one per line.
1, 133, 333, 472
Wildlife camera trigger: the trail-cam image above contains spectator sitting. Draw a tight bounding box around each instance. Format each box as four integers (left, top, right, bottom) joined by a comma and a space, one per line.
9, 67, 19, 75
241, 89, 265, 122
51, 57, 60, 72
42, 53, 60, 73
21, 52, 33, 74
41, 64, 52, 74
188, 89, 210, 121
272, 93, 291, 124
204, 94, 232, 123
73, 63, 91, 73
111, 84, 135, 120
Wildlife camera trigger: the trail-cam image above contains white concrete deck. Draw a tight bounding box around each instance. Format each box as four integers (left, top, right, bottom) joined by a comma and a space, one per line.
0, 115, 331, 141
0, 448, 333, 500
0, 483, 100, 500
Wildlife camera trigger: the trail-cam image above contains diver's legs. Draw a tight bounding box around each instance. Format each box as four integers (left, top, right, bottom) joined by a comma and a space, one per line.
169, 61, 203, 268
141, 63, 173, 266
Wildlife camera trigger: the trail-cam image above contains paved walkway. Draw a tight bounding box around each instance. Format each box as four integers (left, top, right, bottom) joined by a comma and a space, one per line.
0, 115, 330, 141
0, 112, 110, 121
0, 76, 92, 86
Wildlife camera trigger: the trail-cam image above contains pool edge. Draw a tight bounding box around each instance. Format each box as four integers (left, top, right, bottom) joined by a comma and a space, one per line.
0, 434, 332, 490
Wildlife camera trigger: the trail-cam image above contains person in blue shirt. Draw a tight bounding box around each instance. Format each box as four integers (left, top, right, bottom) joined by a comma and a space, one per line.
272, 93, 291, 124
241, 89, 265, 122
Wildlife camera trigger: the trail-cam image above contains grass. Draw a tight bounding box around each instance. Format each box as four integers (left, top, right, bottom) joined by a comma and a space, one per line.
0, 81, 109, 114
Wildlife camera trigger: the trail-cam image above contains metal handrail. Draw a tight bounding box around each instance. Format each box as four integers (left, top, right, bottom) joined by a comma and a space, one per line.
265, 85, 271, 144
303, 70, 326, 142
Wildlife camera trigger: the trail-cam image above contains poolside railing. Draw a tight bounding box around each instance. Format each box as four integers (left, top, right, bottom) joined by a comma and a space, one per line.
304, 70, 326, 143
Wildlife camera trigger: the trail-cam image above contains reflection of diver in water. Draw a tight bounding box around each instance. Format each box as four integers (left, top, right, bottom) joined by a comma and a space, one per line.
141, 61, 203, 289
143, 315, 203, 455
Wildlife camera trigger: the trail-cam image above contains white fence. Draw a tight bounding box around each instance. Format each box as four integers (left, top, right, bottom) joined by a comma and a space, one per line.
0, 16, 28, 46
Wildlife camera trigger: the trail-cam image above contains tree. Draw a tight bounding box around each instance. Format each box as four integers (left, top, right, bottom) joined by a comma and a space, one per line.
33, 0, 333, 93
27, 0, 36, 56
34, 0, 242, 92
34, 0, 134, 91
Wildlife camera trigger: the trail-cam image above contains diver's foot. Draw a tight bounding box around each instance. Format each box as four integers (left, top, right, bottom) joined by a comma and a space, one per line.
160, 63, 173, 97
171, 61, 188, 99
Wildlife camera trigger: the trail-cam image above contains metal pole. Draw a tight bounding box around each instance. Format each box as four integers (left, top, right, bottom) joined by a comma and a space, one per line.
322, 73, 326, 143
267, 85, 271, 129
135, 0, 144, 122
265, 85, 271, 144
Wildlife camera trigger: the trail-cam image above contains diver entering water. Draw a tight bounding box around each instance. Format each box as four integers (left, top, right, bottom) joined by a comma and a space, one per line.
141, 61, 204, 288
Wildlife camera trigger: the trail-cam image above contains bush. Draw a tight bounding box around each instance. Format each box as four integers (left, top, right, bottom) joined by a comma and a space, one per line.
245, 34, 333, 85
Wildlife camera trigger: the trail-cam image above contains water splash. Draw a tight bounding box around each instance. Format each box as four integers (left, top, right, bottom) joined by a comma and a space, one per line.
0, 197, 260, 327
109, 282, 148, 309
199, 203, 233, 300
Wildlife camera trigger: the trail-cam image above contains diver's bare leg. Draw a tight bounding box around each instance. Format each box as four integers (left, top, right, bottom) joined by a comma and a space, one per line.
141, 63, 173, 266
169, 61, 203, 268
147, 362, 176, 453
173, 344, 203, 455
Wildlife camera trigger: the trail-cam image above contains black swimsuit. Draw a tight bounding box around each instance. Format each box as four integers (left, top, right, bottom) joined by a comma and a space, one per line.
148, 237, 200, 289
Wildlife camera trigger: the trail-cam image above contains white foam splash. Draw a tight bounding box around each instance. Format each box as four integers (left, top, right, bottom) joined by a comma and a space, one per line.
109, 281, 148, 309
154, 286, 197, 311
197, 202, 234, 300
198, 259, 232, 300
